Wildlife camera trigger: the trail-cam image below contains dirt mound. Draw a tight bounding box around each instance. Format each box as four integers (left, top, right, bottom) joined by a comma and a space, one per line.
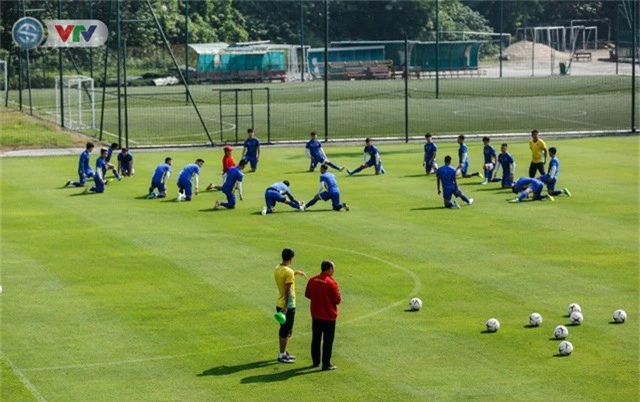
505, 40, 570, 61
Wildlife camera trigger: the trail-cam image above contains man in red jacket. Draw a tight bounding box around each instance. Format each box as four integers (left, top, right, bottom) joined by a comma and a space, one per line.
305, 260, 341, 371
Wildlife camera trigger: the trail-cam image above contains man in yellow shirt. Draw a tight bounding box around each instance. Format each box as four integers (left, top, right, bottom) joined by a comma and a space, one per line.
529, 129, 548, 177
274, 248, 307, 364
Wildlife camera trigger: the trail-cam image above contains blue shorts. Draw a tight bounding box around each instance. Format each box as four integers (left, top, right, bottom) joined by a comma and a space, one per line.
528, 181, 543, 196
310, 157, 326, 171
442, 186, 462, 202
365, 158, 376, 167
265, 189, 286, 208
178, 180, 193, 200
243, 156, 258, 170
320, 191, 341, 210
459, 161, 469, 176
151, 180, 166, 193
539, 174, 556, 191
222, 185, 237, 208
91, 177, 105, 193
78, 170, 94, 184
501, 175, 514, 188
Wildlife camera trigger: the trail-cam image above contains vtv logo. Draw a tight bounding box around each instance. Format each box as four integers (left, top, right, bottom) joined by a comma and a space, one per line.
43, 20, 107, 47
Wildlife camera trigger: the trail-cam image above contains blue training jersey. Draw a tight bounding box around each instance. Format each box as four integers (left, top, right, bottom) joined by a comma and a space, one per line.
268, 182, 294, 199
243, 137, 260, 158
118, 152, 133, 166
106, 148, 114, 162
320, 172, 339, 193
483, 145, 497, 164
306, 140, 324, 160
79, 150, 91, 174
152, 163, 172, 183
364, 145, 379, 158
424, 142, 437, 162
178, 163, 200, 183
458, 143, 468, 165
223, 166, 244, 189
514, 177, 541, 192
436, 165, 458, 189
498, 153, 515, 175
547, 156, 560, 179
96, 157, 107, 178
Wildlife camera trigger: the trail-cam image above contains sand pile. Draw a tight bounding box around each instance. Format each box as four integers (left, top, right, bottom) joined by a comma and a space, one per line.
504, 40, 570, 61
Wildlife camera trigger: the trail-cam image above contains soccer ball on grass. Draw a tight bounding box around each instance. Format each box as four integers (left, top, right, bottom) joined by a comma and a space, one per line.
554, 325, 569, 339
529, 313, 543, 327
558, 341, 573, 356
613, 309, 627, 323
485, 318, 500, 333
567, 303, 581, 315
409, 297, 422, 311
570, 311, 583, 325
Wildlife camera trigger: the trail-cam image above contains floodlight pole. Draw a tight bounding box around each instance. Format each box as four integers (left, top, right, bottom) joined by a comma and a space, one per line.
184, 0, 189, 105
499, 0, 504, 78
435, 0, 440, 99
324, 0, 329, 142
632, 0, 637, 132
58, 0, 64, 126
300, 0, 305, 82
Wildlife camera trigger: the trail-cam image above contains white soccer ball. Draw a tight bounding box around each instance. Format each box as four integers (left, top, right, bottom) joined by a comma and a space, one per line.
613, 309, 627, 323
567, 303, 581, 315
486, 318, 500, 333
554, 325, 569, 339
409, 297, 422, 311
570, 311, 584, 325
558, 341, 573, 356
529, 313, 543, 327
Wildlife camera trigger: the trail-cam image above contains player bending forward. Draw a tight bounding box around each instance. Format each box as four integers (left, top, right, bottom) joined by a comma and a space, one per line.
304, 165, 349, 212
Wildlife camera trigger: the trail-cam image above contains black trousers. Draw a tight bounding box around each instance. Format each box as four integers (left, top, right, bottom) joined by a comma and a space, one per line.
529, 162, 545, 178
311, 318, 336, 368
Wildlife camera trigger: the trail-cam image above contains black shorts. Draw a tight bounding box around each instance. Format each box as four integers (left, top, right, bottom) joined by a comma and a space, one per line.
276, 307, 295, 338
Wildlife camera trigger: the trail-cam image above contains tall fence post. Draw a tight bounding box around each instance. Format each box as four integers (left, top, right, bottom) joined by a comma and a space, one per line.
323, 0, 329, 142
404, 34, 409, 143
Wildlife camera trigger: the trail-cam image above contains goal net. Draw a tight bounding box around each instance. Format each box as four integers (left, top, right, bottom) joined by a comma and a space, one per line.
55, 75, 95, 130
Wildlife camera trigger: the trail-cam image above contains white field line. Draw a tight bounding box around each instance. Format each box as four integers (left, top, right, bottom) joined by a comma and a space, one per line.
0, 351, 47, 402
15, 240, 420, 373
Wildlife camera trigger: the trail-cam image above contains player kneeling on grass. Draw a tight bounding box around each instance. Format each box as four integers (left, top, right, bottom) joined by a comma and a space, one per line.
176, 159, 204, 202
538, 147, 571, 198
306, 131, 344, 172
510, 177, 554, 203
305, 165, 349, 212
262, 180, 304, 215
85, 148, 110, 194
480, 137, 497, 185
65, 142, 94, 188
490, 143, 516, 188
347, 137, 385, 176
215, 159, 247, 210
117, 148, 134, 177
436, 155, 473, 209
147, 157, 172, 199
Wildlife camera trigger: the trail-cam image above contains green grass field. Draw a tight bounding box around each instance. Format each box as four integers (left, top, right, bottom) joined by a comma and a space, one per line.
1, 135, 638, 401
7, 75, 635, 145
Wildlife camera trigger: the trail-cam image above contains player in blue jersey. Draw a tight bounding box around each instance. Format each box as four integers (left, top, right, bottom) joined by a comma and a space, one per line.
262, 180, 304, 215
304, 165, 349, 212
509, 177, 554, 202
242, 128, 261, 172
176, 159, 204, 202
490, 143, 516, 188
347, 138, 385, 176
305, 131, 344, 172
436, 155, 473, 209
423, 133, 438, 175
215, 159, 247, 209
85, 148, 109, 193
65, 142, 95, 187
456, 135, 482, 179
538, 147, 571, 197
117, 148, 134, 176
480, 137, 497, 185
147, 157, 173, 199
106, 143, 122, 180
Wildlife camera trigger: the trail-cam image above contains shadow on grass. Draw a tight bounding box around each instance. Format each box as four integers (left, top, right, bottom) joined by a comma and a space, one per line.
240, 365, 320, 384
523, 324, 541, 329
197, 360, 276, 377
549, 337, 564, 341
69, 191, 100, 197
402, 174, 430, 178
553, 353, 571, 358
404, 309, 420, 313
480, 330, 497, 334
609, 321, 625, 325
410, 206, 444, 211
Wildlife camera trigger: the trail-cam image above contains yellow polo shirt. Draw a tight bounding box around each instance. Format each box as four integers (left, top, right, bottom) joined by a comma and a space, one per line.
274, 264, 295, 309
529, 139, 547, 163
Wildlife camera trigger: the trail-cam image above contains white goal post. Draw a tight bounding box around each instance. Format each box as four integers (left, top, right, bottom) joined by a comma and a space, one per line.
55, 75, 96, 130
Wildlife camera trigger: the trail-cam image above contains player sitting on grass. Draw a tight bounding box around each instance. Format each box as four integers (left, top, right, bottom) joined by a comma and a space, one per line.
262, 180, 304, 215
117, 148, 134, 177
510, 177, 554, 203
436, 155, 473, 209
306, 131, 344, 172
456, 135, 482, 179
490, 143, 516, 188
304, 165, 349, 212
480, 137, 497, 185
347, 138, 385, 175
215, 159, 247, 210
538, 147, 571, 197
147, 157, 172, 199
